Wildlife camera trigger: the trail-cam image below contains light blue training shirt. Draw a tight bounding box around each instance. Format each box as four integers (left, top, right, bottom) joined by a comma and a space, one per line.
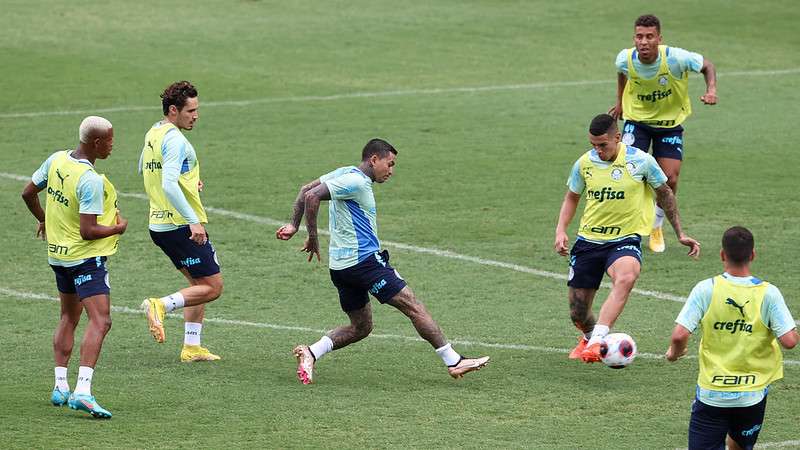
615, 46, 704, 79
320, 166, 380, 270
676, 273, 797, 407
33, 151, 104, 267
566, 145, 667, 243
138, 123, 200, 231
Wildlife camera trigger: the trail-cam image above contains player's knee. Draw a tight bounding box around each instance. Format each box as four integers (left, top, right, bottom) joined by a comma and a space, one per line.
94, 315, 112, 335
614, 272, 639, 288
206, 280, 223, 301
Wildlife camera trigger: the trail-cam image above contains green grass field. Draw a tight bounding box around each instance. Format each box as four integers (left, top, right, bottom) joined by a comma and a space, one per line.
1, 1, 799, 448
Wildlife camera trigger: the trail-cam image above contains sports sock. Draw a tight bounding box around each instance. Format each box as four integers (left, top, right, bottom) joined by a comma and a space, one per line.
309, 336, 333, 360
654, 206, 665, 229
588, 325, 610, 346
184, 322, 202, 346
435, 343, 462, 366
161, 292, 185, 313
74, 366, 93, 396
55, 366, 69, 392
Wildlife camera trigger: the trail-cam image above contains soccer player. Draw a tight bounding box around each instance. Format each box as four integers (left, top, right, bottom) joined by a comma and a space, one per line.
139, 81, 223, 362
666, 226, 798, 450
276, 138, 489, 384
609, 14, 717, 253
554, 113, 700, 363
21, 116, 127, 418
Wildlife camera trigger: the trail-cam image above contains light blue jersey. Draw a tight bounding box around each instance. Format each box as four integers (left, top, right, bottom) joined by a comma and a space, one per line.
676, 273, 797, 407
320, 166, 379, 270
566, 146, 666, 243
138, 123, 199, 231
33, 151, 104, 267
615, 46, 703, 79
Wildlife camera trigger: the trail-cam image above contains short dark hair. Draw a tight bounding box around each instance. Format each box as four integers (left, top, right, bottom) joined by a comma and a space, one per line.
589, 114, 618, 136
361, 138, 397, 161
635, 14, 661, 33
722, 226, 754, 265
161, 81, 198, 115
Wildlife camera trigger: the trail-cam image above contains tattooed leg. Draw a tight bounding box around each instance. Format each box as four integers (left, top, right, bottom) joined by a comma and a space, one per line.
387, 286, 447, 349
328, 303, 374, 350
569, 287, 598, 334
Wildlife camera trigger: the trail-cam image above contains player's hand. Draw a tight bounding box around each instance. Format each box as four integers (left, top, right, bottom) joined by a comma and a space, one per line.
301, 235, 320, 262
189, 223, 208, 245
198, 180, 204, 192
36, 221, 46, 240
700, 91, 717, 105
608, 103, 623, 120
115, 212, 128, 235
276, 224, 298, 240
677, 234, 701, 259
554, 231, 570, 256
665, 345, 687, 362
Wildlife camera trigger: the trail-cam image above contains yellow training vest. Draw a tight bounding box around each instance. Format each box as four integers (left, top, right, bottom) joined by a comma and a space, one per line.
141, 122, 207, 226
577, 143, 655, 241
45, 151, 119, 260
698, 276, 783, 392
623, 45, 691, 128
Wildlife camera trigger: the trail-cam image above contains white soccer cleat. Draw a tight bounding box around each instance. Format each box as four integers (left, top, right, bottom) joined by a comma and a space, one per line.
448, 356, 490, 379
293, 345, 315, 385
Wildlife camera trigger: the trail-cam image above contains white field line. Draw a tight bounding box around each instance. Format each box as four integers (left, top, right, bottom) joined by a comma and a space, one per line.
1, 68, 799, 119
3, 287, 799, 368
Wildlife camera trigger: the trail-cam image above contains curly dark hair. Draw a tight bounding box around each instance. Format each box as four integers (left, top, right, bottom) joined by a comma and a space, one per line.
161, 81, 198, 115
635, 14, 661, 33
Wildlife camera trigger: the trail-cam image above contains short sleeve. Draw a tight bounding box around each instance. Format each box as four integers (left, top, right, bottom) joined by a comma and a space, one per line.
639, 152, 667, 189
676, 279, 714, 333
77, 171, 104, 215
615, 49, 629, 75
763, 285, 797, 338
32, 152, 60, 188
325, 172, 367, 200
667, 47, 704, 75
566, 159, 584, 194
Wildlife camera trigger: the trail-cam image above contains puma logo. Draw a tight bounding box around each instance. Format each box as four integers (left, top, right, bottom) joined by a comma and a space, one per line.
147, 141, 154, 151
725, 298, 749, 318
55, 169, 69, 187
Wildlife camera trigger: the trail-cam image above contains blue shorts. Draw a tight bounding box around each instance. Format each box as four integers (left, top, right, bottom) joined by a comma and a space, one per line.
688, 396, 767, 450
567, 237, 642, 289
149, 226, 220, 279
51, 256, 110, 300
621, 120, 684, 160
329, 250, 407, 312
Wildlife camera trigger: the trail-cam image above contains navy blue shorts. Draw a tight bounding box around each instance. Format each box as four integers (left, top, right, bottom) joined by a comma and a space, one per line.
621, 120, 684, 160
51, 256, 110, 300
688, 396, 767, 450
149, 226, 220, 279
567, 237, 642, 289
329, 250, 407, 312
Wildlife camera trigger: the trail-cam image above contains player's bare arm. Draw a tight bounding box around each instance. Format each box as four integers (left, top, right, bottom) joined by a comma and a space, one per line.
778, 329, 798, 349
276, 179, 322, 241
79, 213, 128, 240
554, 190, 581, 256
21, 181, 47, 240
665, 324, 691, 361
699, 58, 717, 105
301, 182, 331, 262
654, 184, 701, 258
609, 72, 627, 119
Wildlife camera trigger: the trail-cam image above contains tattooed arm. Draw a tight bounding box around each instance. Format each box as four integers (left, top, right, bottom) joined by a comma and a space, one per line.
654, 184, 701, 258
300, 182, 331, 262
276, 179, 321, 240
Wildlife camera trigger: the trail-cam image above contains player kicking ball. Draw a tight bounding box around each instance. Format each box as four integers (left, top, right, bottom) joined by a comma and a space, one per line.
276, 138, 489, 384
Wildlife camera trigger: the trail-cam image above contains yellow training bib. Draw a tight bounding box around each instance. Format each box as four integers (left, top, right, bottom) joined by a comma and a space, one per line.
623, 45, 691, 128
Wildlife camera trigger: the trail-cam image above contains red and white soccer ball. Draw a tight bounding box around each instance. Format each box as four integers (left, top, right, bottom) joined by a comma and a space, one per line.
600, 333, 637, 369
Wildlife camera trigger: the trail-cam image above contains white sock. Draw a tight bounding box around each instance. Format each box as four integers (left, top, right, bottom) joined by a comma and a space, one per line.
654, 206, 665, 229
75, 366, 93, 396
54, 366, 69, 392
184, 322, 202, 346
435, 343, 462, 366
161, 292, 185, 313
588, 325, 610, 346
309, 336, 333, 360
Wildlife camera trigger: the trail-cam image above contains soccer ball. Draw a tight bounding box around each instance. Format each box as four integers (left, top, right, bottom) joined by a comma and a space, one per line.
600, 333, 637, 369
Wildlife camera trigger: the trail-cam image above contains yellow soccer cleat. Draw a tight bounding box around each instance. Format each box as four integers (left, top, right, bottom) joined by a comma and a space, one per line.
181, 345, 221, 362
649, 226, 666, 253
141, 298, 166, 343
